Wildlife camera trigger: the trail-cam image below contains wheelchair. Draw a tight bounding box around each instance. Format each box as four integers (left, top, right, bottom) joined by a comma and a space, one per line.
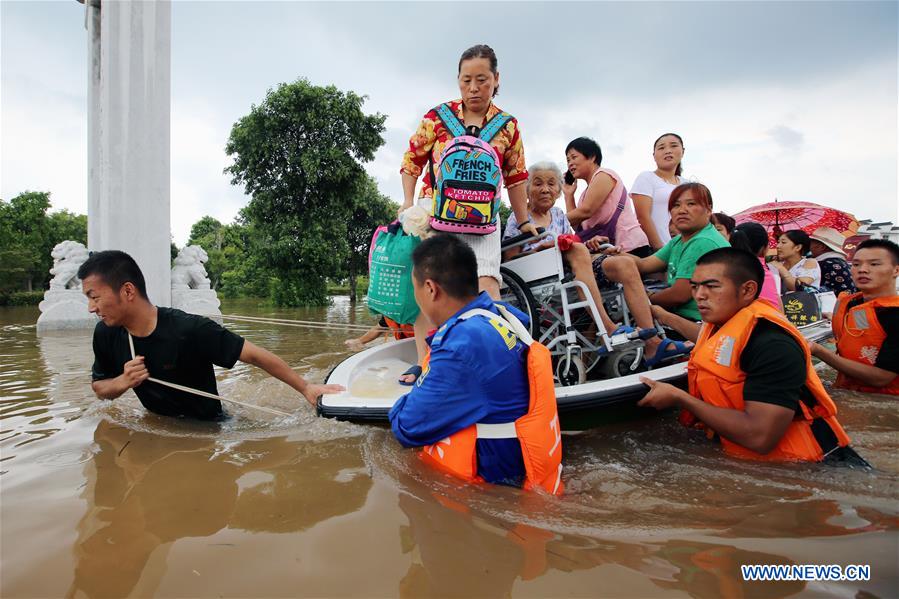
499, 231, 661, 386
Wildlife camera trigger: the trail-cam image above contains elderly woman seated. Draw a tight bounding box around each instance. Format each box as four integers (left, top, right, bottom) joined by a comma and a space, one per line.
502, 161, 626, 335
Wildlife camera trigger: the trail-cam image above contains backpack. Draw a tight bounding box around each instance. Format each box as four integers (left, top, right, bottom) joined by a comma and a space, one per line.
429, 103, 512, 235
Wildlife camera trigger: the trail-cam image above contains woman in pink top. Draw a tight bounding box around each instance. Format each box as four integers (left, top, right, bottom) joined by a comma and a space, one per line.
562, 137, 651, 256
563, 137, 651, 289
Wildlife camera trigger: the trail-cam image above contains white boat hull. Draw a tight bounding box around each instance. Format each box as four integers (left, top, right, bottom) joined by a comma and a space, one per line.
318, 319, 833, 428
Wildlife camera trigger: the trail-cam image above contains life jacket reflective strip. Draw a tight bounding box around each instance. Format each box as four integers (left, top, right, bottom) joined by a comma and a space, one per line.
382, 316, 415, 340
419, 305, 564, 495
831, 292, 899, 395
684, 300, 851, 461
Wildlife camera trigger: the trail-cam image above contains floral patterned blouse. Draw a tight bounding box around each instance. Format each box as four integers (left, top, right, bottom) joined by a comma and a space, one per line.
818, 252, 857, 295
400, 99, 528, 199
504, 207, 573, 252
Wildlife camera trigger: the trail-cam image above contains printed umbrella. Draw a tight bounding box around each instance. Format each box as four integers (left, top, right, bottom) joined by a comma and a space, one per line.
732, 200, 859, 248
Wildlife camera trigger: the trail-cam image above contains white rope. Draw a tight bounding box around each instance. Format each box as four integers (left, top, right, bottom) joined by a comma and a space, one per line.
127, 333, 292, 418
218, 313, 390, 333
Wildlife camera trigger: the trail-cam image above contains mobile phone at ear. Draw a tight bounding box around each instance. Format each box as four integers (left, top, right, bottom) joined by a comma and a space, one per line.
564, 171, 575, 185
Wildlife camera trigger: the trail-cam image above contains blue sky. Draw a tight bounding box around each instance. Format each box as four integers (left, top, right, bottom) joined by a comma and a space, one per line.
2, 1, 897, 244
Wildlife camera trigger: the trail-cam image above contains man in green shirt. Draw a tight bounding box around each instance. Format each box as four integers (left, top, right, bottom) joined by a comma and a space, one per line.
80, 250, 343, 420
602, 182, 729, 367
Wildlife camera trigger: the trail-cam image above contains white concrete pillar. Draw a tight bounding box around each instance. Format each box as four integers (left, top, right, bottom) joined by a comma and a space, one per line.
87, 0, 172, 306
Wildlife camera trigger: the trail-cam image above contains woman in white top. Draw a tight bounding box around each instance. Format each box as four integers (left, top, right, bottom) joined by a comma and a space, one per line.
772, 229, 821, 290
630, 133, 685, 251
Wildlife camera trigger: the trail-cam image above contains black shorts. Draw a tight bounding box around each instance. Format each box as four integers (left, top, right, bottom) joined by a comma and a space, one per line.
591, 245, 653, 289
591, 254, 615, 289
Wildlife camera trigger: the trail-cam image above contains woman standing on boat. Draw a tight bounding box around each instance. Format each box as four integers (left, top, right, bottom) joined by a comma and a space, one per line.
397, 44, 533, 383
772, 230, 822, 291
631, 133, 686, 251
398, 44, 534, 299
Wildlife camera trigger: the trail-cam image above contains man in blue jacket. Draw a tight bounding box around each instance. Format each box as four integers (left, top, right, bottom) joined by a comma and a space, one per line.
388, 235, 532, 486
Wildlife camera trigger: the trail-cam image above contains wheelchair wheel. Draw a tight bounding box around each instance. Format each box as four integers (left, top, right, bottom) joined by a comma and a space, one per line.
556, 354, 586, 386
599, 347, 645, 379
499, 267, 539, 338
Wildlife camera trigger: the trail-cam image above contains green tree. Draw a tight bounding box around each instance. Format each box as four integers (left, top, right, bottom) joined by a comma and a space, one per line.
225, 79, 386, 306
0, 191, 53, 291
0, 245, 33, 292
343, 177, 398, 302
183, 212, 273, 298
187, 216, 224, 288
0, 192, 88, 292
219, 211, 270, 298
498, 202, 512, 234
187, 216, 248, 292
188, 215, 224, 242
47, 210, 87, 247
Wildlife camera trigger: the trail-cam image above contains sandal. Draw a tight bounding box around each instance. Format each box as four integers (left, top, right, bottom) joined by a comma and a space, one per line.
610, 324, 636, 336
643, 339, 693, 369
398, 364, 422, 386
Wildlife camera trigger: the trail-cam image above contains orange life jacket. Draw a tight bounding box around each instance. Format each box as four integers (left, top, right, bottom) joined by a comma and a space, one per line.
382, 316, 415, 340
831, 291, 899, 395
419, 305, 564, 495
684, 300, 851, 461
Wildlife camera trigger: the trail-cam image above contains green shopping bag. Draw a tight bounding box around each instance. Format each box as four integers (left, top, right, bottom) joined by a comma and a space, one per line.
367, 223, 421, 325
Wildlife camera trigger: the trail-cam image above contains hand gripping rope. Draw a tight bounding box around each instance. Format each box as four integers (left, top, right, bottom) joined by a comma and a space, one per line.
126, 332, 292, 418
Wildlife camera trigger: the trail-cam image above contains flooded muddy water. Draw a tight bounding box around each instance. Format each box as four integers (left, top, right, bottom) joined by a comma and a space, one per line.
1, 298, 897, 598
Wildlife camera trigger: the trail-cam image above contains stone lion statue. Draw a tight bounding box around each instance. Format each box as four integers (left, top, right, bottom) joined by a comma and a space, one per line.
171, 245, 212, 290
48, 240, 90, 290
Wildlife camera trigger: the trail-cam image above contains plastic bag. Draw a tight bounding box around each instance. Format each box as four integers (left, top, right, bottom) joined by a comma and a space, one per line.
367, 223, 421, 325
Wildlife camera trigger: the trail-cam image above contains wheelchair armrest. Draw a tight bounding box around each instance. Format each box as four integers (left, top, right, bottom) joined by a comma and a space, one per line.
500, 228, 548, 250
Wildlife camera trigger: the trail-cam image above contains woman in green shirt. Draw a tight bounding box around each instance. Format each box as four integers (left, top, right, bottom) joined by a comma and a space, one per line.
602, 183, 729, 367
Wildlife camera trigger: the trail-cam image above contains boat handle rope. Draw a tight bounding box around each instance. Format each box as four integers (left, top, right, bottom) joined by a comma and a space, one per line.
126, 332, 293, 418
217, 313, 393, 333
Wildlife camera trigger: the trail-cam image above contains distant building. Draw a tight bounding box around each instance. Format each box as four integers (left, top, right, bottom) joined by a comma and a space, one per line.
846, 220, 899, 258
856, 220, 899, 244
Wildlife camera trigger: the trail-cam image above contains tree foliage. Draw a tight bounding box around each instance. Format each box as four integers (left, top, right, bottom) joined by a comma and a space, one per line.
498, 202, 512, 234
225, 79, 386, 305
343, 176, 398, 302
0, 191, 87, 293
184, 178, 395, 302
186, 213, 268, 296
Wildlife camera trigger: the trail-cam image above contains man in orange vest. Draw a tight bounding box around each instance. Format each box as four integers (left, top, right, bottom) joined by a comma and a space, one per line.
810, 238, 899, 395
388, 235, 563, 493
637, 247, 865, 464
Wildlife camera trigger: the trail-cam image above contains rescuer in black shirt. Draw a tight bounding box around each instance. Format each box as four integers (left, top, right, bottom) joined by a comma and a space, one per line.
80, 250, 343, 420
